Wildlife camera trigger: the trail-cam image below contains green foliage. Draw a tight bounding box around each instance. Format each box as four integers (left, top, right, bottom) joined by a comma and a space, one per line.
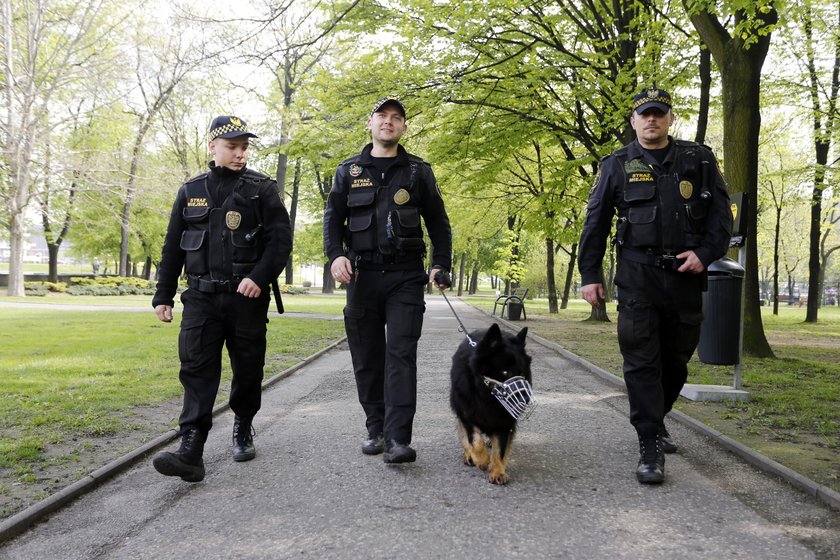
65, 276, 156, 296
24, 281, 68, 295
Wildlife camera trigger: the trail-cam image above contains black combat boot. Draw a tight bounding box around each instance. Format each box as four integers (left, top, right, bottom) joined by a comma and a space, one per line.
636, 434, 665, 484
152, 426, 206, 482
383, 440, 416, 464
361, 433, 385, 455
659, 423, 677, 454
232, 416, 256, 462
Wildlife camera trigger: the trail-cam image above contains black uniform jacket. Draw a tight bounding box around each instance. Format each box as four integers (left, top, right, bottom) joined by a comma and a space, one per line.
578, 137, 732, 287
323, 143, 452, 271
152, 164, 292, 308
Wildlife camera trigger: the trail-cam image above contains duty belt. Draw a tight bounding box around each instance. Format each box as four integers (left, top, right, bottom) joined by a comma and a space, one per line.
187, 275, 241, 293
620, 248, 685, 271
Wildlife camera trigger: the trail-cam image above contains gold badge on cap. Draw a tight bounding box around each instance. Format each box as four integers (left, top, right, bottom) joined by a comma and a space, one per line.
679, 180, 693, 199
226, 211, 242, 230
648, 89, 659, 99
349, 164, 363, 177
394, 188, 410, 205
230, 117, 242, 126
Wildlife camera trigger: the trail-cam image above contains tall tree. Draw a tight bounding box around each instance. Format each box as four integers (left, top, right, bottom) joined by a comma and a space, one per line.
0, 0, 127, 295
798, 0, 840, 321
685, 0, 778, 357
117, 26, 204, 276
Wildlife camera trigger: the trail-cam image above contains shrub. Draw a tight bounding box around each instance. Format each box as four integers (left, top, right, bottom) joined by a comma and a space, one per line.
23, 283, 49, 296
278, 284, 308, 295
66, 276, 156, 296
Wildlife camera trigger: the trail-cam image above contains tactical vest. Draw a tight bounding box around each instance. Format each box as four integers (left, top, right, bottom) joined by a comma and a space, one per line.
179, 170, 268, 279
343, 158, 425, 256
614, 140, 711, 253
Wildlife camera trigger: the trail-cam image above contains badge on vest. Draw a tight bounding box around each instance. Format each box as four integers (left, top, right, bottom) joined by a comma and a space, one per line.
349, 164, 363, 177
394, 188, 410, 205
226, 211, 242, 230
679, 180, 693, 199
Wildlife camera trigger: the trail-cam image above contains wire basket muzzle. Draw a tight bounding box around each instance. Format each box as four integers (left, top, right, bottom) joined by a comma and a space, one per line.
484, 376, 536, 421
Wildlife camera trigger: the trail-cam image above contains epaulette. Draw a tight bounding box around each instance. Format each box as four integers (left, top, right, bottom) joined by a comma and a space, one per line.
339, 155, 360, 167
407, 154, 430, 166
673, 139, 700, 148
241, 168, 272, 184
183, 171, 208, 185
606, 145, 629, 160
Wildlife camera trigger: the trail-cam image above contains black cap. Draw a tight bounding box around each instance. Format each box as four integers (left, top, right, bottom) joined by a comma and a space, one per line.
208, 115, 258, 140
633, 88, 672, 114
370, 96, 406, 118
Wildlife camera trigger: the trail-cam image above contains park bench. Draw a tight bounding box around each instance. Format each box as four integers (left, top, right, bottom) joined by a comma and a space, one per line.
492, 287, 528, 320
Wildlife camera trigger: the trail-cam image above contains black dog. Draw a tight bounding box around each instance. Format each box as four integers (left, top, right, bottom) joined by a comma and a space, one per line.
449, 323, 532, 485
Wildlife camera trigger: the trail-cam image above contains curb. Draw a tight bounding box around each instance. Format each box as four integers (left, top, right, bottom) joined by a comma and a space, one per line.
483, 305, 840, 513
0, 337, 347, 544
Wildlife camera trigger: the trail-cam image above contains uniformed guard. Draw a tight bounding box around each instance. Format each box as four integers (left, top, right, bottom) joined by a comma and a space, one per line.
323, 96, 452, 464
151, 115, 292, 482
578, 89, 732, 484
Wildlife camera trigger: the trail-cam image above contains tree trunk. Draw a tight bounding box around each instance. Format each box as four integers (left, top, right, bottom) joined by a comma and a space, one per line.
695, 45, 711, 144
457, 251, 467, 296
773, 205, 781, 315
546, 238, 558, 313
469, 262, 479, 295
561, 242, 578, 310
688, 6, 776, 358
285, 159, 301, 285
7, 212, 26, 296
47, 244, 59, 282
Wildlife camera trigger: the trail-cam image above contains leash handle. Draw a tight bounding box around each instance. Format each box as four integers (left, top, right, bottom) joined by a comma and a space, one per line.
438, 288, 476, 347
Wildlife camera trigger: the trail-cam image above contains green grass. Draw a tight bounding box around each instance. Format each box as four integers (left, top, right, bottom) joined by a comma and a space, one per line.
0, 305, 345, 515
462, 295, 840, 492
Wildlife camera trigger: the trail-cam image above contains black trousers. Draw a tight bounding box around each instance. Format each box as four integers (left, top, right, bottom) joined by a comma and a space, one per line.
615, 260, 704, 437
177, 288, 270, 435
343, 267, 427, 444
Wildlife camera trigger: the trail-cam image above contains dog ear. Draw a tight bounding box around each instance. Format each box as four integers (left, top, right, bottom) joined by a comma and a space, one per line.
516, 327, 528, 345
477, 323, 502, 352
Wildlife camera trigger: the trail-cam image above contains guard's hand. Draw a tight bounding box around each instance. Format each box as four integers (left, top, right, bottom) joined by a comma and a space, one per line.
676, 250, 705, 274
581, 283, 605, 308
155, 304, 173, 323
331, 256, 353, 284
430, 268, 451, 289
237, 278, 262, 298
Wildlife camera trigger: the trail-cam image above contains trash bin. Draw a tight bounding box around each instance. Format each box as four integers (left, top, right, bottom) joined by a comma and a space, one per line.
507, 301, 523, 321
698, 257, 745, 365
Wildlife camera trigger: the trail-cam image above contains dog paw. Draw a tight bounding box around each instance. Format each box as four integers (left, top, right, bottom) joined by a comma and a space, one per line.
488, 471, 509, 485
462, 451, 475, 466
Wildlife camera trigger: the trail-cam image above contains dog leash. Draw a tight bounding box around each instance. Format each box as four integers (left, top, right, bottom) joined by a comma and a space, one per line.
438, 288, 476, 347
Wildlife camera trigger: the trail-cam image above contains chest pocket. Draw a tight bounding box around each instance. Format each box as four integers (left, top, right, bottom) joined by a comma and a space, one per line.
622, 181, 660, 248
346, 189, 377, 251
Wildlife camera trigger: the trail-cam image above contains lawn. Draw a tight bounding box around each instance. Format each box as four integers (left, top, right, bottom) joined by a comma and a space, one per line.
462, 294, 840, 493
0, 301, 346, 518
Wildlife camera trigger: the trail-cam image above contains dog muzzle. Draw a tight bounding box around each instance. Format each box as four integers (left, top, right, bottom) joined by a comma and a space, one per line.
483, 376, 536, 421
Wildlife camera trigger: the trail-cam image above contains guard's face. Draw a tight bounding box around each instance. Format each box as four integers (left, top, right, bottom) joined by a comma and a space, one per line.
209, 136, 250, 170
367, 106, 407, 146
630, 108, 675, 149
